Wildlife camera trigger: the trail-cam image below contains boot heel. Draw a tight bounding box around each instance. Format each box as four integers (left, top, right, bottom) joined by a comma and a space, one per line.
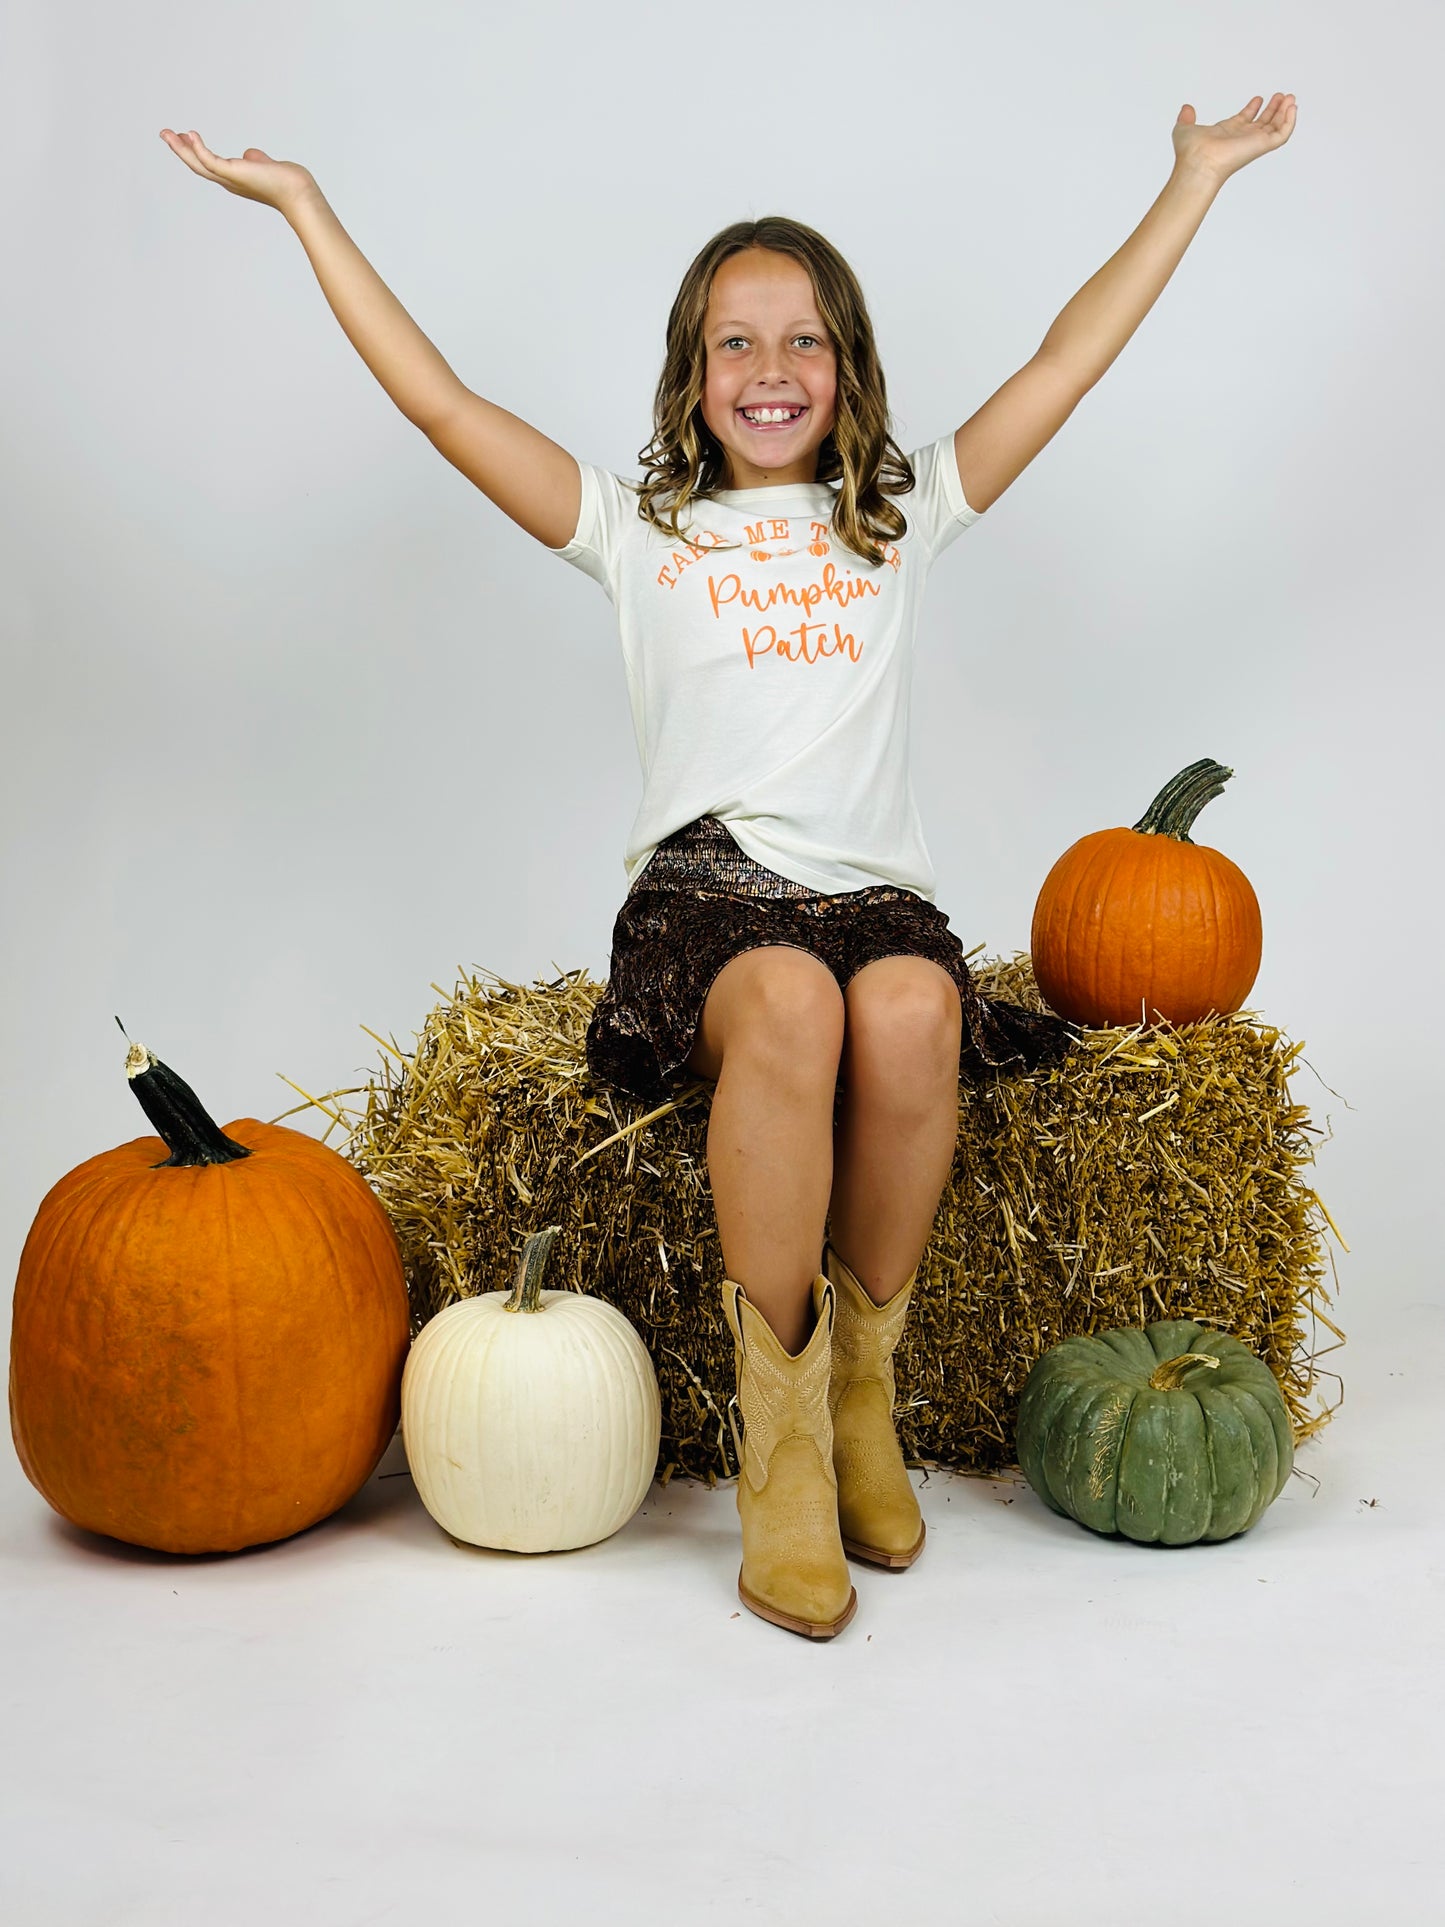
841, 1522, 926, 1570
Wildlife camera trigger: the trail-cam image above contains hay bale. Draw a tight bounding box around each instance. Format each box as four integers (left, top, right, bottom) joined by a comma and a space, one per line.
283, 956, 1344, 1486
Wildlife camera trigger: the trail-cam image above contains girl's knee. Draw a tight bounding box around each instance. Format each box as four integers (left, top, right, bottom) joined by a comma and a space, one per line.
841, 959, 963, 1079
713, 946, 844, 1070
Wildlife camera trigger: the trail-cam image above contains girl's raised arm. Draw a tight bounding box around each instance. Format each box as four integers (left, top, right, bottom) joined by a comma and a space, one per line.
947, 94, 1296, 517
158, 129, 582, 551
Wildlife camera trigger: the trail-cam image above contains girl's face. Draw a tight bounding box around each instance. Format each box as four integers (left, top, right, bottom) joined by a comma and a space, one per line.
699, 248, 838, 489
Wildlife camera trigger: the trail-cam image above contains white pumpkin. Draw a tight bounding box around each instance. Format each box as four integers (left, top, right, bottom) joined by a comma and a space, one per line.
401, 1226, 662, 1553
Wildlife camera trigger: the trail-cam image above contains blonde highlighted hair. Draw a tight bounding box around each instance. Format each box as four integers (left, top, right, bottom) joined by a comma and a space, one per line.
631, 216, 917, 569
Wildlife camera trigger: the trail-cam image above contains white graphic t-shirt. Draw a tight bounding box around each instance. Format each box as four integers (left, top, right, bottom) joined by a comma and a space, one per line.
545, 432, 982, 901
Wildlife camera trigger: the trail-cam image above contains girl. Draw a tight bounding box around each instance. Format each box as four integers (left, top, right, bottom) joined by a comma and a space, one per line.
160, 94, 1296, 1640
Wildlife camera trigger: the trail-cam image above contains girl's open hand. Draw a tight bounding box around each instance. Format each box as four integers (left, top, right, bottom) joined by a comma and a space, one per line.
158, 129, 317, 215
1172, 95, 1296, 185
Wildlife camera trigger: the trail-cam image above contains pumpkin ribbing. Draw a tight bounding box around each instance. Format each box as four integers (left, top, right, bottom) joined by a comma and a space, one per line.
1015, 1320, 1294, 1543
8, 1041, 410, 1554
402, 1220, 661, 1553
1030, 757, 1263, 1028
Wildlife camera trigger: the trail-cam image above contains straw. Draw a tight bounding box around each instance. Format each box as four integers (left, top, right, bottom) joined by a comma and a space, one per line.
281, 955, 1344, 1485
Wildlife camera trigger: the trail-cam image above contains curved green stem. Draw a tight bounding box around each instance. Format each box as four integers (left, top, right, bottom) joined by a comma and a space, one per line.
505, 1225, 564, 1313
1132, 758, 1234, 842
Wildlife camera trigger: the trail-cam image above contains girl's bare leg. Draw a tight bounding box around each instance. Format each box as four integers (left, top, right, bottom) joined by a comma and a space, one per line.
826, 958, 964, 1304
685, 947, 845, 1355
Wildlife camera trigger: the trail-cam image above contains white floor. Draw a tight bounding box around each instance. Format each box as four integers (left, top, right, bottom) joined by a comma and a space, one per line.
3, 1311, 1441, 1927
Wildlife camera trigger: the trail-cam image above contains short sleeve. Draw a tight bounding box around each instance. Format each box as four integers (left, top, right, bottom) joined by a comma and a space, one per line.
905, 433, 984, 564
542, 458, 641, 603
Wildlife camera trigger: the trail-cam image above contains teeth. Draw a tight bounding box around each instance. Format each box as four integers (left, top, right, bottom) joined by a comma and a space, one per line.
742, 407, 802, 423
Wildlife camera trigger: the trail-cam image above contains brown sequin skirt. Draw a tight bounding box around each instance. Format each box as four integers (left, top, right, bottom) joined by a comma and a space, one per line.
585, 816, 1077, 1104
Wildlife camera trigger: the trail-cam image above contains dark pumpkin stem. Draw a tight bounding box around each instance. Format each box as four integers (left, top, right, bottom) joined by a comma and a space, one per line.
124, 1041, 252, 1168
505, 1225, 564, 1314
1132, 758, 1235, 842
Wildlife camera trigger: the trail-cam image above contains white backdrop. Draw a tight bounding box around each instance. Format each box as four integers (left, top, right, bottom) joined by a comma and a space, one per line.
4, 1, 1440, 1371
8, 4, 1439, 1320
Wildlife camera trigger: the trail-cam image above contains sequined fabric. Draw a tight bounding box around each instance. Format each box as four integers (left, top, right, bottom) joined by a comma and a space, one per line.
630, 815, 820, 899
585, 816, 1077, 1104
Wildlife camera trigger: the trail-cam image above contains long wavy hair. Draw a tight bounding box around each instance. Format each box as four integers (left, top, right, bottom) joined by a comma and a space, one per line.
631, 217, 917, 569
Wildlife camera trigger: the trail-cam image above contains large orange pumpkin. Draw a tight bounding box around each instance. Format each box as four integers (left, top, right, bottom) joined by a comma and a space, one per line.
1030, 758, 1263, 1028
9, 1042, 410, 1555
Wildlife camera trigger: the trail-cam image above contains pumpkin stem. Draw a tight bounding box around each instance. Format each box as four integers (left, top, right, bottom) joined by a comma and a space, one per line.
1132, 759, 1234, 842
505, 1225, 564, 1314
125, 1044, 253, 1168
1149, 1351, 1221, 1391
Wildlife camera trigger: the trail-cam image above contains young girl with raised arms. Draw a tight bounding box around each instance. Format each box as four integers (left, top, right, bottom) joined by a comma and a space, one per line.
161, 93, 1296, 1640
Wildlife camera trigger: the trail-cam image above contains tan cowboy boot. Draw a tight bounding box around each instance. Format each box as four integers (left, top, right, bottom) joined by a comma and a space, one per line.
720, 1275, 858, 1640
816, 1242, 927, 1569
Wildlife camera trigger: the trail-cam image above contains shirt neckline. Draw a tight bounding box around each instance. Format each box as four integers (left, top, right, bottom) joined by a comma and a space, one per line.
708, 478, 839, 507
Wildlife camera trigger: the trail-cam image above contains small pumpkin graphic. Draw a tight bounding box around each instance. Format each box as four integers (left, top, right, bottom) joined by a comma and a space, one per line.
401, 1225, 661, 1553
1030, 758, 1262, 1027
749, 547, 772, 562
1015, 1319, 1294, 1543
808, 539, 829, 556
8, 1039, 410, 1554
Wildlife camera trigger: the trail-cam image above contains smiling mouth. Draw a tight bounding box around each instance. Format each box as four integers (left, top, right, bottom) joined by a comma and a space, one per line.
736, 406, 809, 431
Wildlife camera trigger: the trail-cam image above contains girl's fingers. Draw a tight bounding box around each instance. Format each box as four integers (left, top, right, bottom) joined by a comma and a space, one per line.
160, 128, 231, 186
159, 129, 212, 177
187, 130, 228, 168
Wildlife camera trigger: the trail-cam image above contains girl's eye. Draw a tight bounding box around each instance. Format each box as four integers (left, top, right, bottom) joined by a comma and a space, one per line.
721, 336, 823, 350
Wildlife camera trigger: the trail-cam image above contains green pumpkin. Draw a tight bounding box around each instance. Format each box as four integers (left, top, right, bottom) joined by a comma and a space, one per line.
1014, 1319, 1294, 1544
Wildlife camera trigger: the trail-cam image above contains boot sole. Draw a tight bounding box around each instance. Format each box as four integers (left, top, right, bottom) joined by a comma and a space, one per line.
842, 1518, 927, 1570
738, 1571, 858, 1639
